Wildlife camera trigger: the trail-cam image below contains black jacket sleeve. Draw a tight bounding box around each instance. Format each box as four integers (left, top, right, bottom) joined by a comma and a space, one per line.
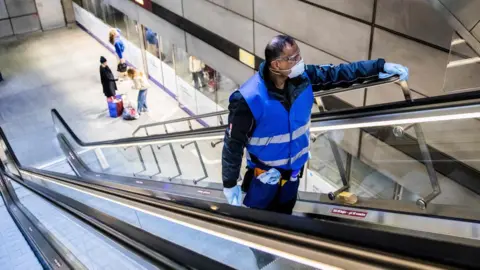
222, 91, 255, 188
106, 67, 117, 81
305, 58, 385, 92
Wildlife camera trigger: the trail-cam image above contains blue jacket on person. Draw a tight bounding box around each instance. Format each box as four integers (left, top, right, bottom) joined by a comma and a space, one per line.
222, 59, 385, 189
145, 28, 158, 46
114, 37, 125, 59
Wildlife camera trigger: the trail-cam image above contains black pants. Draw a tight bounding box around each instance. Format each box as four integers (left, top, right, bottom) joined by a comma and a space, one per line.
192, 71, 205, 88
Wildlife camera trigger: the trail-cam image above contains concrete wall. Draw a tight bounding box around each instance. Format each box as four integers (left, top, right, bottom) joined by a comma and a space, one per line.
0, 0, 66, 38
0, 0, 40, 37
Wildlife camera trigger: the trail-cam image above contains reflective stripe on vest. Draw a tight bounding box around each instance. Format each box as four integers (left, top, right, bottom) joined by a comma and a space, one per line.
238, 72, 313, 170
248, 122, 310, 146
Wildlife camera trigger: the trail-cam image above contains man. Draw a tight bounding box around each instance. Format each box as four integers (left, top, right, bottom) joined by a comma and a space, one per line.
145, 27, 159, 57
222, 35, 408, 214
99, 56, 118, 98
189, 55, 206, 89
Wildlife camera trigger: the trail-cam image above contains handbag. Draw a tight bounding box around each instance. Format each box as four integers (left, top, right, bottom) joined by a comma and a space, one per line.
117, 62, 128, 73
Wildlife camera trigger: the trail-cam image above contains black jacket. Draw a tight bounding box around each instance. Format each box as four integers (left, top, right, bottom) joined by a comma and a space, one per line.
222, 59, 385, 188
100, 65, 117, 97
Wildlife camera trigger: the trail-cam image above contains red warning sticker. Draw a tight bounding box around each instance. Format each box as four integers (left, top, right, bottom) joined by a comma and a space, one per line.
331, 208, 368, 218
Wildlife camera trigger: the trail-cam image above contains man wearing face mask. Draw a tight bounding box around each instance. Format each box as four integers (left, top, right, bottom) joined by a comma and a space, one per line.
222, 35, 408, 214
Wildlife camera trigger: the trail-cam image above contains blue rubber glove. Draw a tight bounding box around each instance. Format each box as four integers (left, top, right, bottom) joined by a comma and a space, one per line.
379, 63, 409, 81
257, 168, 281, 185
223, 185, 242, 206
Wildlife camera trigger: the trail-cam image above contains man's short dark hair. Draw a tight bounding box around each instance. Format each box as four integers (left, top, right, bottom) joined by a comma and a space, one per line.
265, 35, 296, 66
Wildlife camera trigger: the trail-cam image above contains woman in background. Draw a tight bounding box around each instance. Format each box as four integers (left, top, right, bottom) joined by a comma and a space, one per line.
109, 28, 127, 78
127, 67, 150, 115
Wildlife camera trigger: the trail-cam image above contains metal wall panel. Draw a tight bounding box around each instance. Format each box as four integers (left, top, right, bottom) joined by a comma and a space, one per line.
254, 0, 370, 61
0, 19, 13, 37
440, 0, 480, 30
254, 22, 344, 65
107, 0, 138, 21
254, 22, 364, 108
5, 0, 36, 17
472, 22, 480, 41
151, 0, 183, 16
11, 14, 41, 34
376, 29, 450, 97
185, 33, 254, 85
376, 0, 453, 48
304, 0, 374, 22
183, 0, 254, 52
371, 29, 449, 97
137, 5, 186, 50
36, 0, 65, 30
0, 0, 9, 19
208, 0, 253, 19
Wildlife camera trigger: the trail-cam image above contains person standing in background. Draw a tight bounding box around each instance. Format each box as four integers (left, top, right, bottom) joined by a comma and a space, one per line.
109, 28, 127, 78
127, 67, 150, 115
189, 55, 206, 89
145, 27, 159, 58
99, 56, 117, 98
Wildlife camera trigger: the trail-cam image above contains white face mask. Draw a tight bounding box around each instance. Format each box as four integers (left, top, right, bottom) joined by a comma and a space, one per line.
287, 58, 305, 78
269, 58, 305, 78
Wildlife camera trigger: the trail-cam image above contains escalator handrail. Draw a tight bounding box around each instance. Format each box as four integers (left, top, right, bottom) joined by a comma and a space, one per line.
131, 75, 401, 136
51, 87, 480, 149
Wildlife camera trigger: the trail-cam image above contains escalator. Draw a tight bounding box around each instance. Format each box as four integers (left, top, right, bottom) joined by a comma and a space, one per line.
2, 117, 480, 269
2, 76, 480, 268
0, 77, 480, 269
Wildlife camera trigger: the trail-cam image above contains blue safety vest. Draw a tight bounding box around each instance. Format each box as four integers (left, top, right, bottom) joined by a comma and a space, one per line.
238, 72, 313, 171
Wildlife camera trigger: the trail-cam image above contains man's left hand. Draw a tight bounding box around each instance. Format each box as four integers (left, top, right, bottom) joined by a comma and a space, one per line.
379, 63, 409, 81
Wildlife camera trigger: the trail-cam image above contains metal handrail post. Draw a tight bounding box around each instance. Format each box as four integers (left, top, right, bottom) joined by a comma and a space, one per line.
145, 128, 162, 179
399, 81, 441, 209
327, 136, 350, 200
168, 143, 182, 181
133, 145, 147, 176
193, 141, 208, 184
180, 141, 209, 184
315, 92, 351, 200
157, 125, 182, 181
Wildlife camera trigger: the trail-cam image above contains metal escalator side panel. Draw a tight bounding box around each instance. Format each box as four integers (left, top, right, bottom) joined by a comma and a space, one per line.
8, 171, 234, 270
0, 173, 73, 270
22, 167, 480, 269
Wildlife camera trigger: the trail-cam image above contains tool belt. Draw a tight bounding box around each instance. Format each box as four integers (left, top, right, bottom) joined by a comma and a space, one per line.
241, 166, 304, 192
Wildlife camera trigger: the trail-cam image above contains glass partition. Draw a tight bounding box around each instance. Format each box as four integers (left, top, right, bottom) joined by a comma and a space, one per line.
76, 0, 238, 129
443, 32, 480, 94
